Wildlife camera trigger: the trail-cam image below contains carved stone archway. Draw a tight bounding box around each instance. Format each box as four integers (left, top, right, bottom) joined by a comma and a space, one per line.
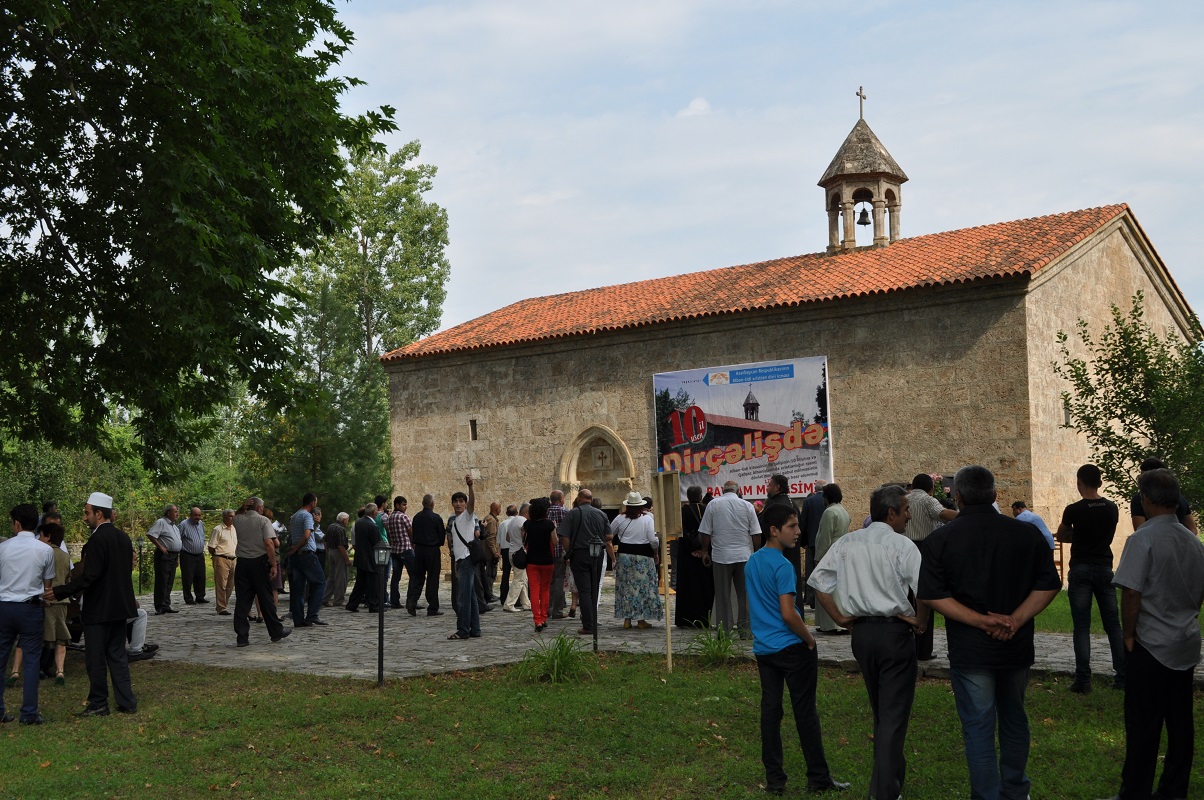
557, 425, 636, 508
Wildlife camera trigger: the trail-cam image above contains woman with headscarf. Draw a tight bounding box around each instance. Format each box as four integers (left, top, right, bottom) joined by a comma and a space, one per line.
675, 485, 715, 628
813, 483, 850, 634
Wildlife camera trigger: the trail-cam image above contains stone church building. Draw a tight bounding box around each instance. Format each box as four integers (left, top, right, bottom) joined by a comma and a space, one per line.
381, 116, 1200, 552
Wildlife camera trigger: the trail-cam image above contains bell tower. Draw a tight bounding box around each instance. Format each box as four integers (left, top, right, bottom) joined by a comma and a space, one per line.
817, 87, 908, 253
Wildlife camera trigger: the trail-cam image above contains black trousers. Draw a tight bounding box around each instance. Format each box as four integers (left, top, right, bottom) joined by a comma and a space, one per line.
83, 620, 136, 712
481, 555, 499, 601
1119, 641, 1195, 799
408, 545, 442, 614
179, 551, 206, 603
851, 620, 918, 800
499, 549, 512, 606
786, 545, 810, 607
389, 551, 415, 609
153, 550, 179, 611
569, 551, 604, 633
756, 642, 833, 791
346, 567, 380, 612
233, 557, 287, 643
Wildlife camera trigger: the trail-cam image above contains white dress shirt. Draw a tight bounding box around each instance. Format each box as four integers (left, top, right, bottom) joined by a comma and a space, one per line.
698, 491, 760, 565
807, 522, 920, 618
0, 531, 56, 602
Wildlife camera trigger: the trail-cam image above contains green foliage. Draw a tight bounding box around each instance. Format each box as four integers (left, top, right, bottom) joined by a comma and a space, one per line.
0, 0, 396, 473
1053, 292, 1204, 507
239, 143, 449, 515
684, 619, 745, 667
513, 632, 595, 683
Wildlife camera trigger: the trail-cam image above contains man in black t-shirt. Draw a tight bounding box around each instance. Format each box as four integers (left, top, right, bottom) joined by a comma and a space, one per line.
407, 495, 446, 617
1056, 464, 1126, 694
1128, 457, 1197, 535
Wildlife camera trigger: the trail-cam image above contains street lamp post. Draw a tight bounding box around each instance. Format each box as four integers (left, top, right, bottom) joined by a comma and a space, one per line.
374, 539, 391, 687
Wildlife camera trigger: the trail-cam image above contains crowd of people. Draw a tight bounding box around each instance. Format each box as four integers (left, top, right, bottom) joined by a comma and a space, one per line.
0, 461, 1199, 800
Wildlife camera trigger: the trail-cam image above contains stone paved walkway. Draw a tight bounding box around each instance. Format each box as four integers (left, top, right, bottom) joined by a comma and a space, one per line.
138, 578, 1204, 686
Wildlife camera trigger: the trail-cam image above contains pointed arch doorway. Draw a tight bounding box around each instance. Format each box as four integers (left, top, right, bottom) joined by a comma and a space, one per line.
557, 425, 636, 509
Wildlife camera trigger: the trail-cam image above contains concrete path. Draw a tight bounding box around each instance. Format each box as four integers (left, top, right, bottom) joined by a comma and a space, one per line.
137, 577, 1204, 686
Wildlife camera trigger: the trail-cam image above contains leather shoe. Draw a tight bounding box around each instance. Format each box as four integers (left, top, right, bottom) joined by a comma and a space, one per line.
19, 714, 45, 725
77, 706, 110, 717
480, 604, 495, 613
427, 610, 444, 617
127, 649, 156, 662
406, 607, 417, 616
143, 643, 160, 653
236, 641, 250, 648
0, 713, 14, 723
162, 607, 178, 613
807, 779, 851, 793
294, 621, 312, 628
195, 599, 210, 604
271, 628, 292, 643
307, 619, 328, 626
116, 706, 136, 714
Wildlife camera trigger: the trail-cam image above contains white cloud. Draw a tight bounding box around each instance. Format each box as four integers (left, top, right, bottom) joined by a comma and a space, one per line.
677, 97, 712, 117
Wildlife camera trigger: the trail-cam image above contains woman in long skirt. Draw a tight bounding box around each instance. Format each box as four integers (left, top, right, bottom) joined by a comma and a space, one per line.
612, 492, 663, 629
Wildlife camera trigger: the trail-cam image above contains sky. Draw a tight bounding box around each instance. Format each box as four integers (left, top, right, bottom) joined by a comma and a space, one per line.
334, 0, 1204, 334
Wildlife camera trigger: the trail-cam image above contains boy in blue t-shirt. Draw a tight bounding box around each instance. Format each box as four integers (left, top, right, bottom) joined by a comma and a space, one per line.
746, 503, 849, 795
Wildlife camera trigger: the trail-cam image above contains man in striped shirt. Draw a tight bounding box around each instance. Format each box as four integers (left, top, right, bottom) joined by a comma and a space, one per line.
905, 473, 957, 660
385, 497, 414, 610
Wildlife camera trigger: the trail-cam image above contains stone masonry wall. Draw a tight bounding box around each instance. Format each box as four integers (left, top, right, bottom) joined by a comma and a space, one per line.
386, 279, 1034, 524
1025, 220, 1198, 566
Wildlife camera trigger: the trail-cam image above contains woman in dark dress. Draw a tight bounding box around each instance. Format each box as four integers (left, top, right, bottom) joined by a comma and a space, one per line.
675, 485, 715, 628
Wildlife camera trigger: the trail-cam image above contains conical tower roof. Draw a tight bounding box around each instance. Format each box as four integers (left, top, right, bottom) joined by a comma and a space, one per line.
817, 118, 908, 187
744, 388, 759, 406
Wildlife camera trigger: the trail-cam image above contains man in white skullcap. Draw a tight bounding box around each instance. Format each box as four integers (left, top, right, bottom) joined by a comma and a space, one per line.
49, 492, 139, 716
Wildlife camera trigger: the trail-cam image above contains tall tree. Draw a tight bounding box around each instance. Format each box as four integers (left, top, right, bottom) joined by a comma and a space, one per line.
327, 142, 451, 359
241, 145, 449, 514
1054, 292, 1204, 508
0, 1, 396, 473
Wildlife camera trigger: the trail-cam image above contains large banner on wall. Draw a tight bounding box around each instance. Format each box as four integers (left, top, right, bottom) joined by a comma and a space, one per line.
653, 357, 832, 501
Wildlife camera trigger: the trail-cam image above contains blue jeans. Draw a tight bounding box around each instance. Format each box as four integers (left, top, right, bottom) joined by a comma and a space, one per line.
950, 666, 1032, 800
455, 557, 480, 637
289, 551, 327, 624
0, 602, 44, 720
755, 643, 832, 791
1068, 563, 1126, 682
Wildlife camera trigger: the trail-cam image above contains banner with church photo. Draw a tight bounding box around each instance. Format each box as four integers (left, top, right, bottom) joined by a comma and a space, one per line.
653, 356, 832, 501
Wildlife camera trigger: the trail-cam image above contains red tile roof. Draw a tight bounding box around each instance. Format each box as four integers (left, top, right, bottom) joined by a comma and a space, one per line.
705, 414, 792, 435
382, 205, 1128, 363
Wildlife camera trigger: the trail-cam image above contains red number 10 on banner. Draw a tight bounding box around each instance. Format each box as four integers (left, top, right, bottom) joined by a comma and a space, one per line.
667, 406, 707, 447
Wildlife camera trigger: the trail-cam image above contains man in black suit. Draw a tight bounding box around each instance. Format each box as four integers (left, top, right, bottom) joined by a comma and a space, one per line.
408, 495, 445, 616
345, 503, 381, 613
50, 492, 139, 716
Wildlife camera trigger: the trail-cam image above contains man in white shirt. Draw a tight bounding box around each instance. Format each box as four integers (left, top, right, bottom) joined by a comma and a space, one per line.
700, 481, 762, 637
448, 476, 481, 640
0, 503, 56, 724
810, 485, 928, 800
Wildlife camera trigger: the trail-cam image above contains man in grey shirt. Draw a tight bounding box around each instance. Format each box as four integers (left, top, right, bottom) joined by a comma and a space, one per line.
232, 499, 290, 647
146, 505, 182, 615
1099, 469, 1204, 800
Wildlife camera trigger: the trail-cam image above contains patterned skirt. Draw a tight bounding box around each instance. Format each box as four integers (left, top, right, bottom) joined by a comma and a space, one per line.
613, 553, 664, 622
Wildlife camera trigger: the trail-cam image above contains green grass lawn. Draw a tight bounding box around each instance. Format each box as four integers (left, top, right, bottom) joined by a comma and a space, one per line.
0, 649, 1190, 799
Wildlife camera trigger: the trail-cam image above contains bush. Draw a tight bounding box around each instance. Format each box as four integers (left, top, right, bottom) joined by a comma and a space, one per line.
513, 633, 594, 683
684, 620, 745, 667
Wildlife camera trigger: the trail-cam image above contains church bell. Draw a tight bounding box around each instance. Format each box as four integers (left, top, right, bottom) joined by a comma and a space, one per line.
856, 206, 871, 226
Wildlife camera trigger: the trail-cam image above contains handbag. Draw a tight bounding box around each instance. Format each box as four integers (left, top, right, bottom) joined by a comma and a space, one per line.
453, 519, 489, 566
511, 547, 528, 570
